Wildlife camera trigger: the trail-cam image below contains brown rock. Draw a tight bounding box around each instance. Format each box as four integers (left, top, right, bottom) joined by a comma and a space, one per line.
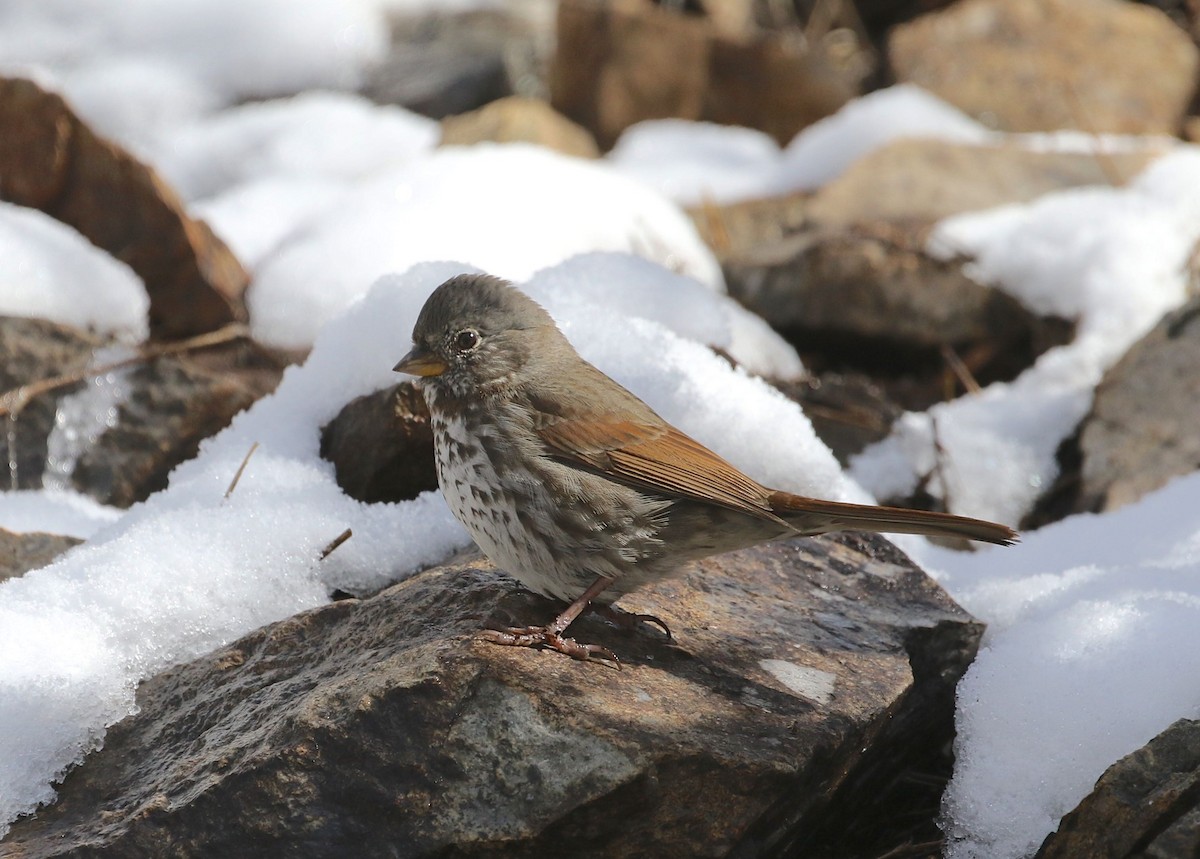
723, 222, 1073, 410
772, 371, 904, 467
0, 529, 82, 583
806, 139, 1163, 227
319, 381, 438, 505
888, 0, 1199, 135
0, 316, 102, 490
68, 342, 285, 508
1036, 718, 1200, 859
687, 189, 811, 260
1075, 297, 1200, 514
440, 97, 600, 157
0, 77, 247, 340
2, 534, 984, 858
550, 0, 868, 148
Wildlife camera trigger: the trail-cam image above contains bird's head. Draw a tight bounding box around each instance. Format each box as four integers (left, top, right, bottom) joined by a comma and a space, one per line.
394, 273, 559, 397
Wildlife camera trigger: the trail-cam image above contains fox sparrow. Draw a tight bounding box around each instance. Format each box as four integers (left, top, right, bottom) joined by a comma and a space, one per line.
395, 274, 1016, 665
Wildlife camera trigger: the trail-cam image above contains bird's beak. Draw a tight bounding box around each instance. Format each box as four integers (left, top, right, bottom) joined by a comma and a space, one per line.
393, 345, 447, 377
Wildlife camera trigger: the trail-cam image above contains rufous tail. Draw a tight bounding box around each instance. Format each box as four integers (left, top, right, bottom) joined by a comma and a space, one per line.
768, 491, 1017, 546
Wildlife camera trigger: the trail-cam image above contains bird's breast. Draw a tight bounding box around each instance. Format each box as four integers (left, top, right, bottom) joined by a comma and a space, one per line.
426, 395, 674, 602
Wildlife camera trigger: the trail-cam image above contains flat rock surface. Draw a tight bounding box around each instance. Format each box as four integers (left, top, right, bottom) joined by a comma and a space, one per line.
2, 533, 983, 858
1037, 718, 1200, 858
1076, 297, 1200, 513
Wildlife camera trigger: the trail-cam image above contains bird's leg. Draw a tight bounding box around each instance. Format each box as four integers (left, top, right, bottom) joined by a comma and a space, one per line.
481, 575, 621, 667
589, 603, 673, 641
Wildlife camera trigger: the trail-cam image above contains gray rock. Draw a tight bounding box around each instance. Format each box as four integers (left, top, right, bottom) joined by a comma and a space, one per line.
771, 371, 904, 467
69, 343, 284, 508
1036, 718, 1200, 858
0, 317, 101, 490
319, 381, 438, 505
1076, 297, 1200, 513
364, 6, 553, 118
3, 533, 983, 858
0, 528, 81, 583
724, 223, 1072, 410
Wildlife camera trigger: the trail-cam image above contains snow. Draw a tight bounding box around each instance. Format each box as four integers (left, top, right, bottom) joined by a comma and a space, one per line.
851, 149, 1200, 525
2, 7, 1200, 855
246, 144, 726, 350
0, 203, 148, 339
607, 119, 784, 206
909, 471, 1200, 859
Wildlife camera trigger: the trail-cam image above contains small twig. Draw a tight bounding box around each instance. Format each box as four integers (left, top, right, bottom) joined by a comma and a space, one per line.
223, 442, 260, 500
319, 528, 353, 561
940, 344, 982, 397
0, 323, 249, 420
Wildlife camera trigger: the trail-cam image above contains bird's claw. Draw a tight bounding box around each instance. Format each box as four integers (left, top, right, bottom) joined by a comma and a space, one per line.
480, 626, 621, 669
589, 604, 673, 641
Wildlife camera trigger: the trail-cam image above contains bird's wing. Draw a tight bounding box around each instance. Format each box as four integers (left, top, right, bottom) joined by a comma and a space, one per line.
536, 414, 783, 522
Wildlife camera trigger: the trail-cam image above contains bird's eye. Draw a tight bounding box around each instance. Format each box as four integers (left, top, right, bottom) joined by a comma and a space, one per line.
453, 328, 480, 352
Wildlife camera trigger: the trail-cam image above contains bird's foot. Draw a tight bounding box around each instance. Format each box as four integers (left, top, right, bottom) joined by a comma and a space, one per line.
480, 625, 621, 669
589, 604, 673, 641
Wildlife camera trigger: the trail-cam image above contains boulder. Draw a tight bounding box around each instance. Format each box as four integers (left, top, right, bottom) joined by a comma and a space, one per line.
550, 0, 868, 148
723, 222, 1072, 410
1036, 718, 1200, 858
0, 529, 81, 583
67, 343, 286, 508
2, 533, 984, 858
320, 381, 438, 505
440, 97, 600, 158
364, 6, 553, 118
0, 317, 102, 491
888, 0, 1199, 134
806, 139, 1162, 227
0, 77, 248, 340
1075, 297, 1200, 514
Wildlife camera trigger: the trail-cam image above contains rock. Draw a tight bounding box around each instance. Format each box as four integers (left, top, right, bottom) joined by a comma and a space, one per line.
67, 342, 286, 508
1074, 297, 1200, 514
550, 0, 868, 148
0, 529, 81, 583
3, 533, 984, 858
771, 371, 904, 467
723, 222, 1073, 410
440, 96, 600, 157
687, 190, 811, 261
364, 5, 554, 118
319, 381, 438, 505
1036, 718, 1200, 858
0, 77, 248, 340
888, 0, 1199, 135
806, 139, 1163, 227
0, 317, 102, 491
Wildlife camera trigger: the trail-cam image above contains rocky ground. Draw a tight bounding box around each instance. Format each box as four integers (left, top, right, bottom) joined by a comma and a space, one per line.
4, 0, 1200, 857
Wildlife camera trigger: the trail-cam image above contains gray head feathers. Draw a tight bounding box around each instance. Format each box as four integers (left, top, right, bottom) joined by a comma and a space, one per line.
407, 273, 568, 396
412, 274, 554, 344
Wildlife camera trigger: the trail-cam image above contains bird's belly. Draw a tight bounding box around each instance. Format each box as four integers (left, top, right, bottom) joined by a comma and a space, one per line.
432, 416, 665, 603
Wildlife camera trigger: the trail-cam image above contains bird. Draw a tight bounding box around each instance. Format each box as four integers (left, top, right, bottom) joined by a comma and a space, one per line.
394, 273, 1016, 665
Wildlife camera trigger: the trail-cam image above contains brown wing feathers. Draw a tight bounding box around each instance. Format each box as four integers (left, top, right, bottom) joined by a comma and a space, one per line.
536, 418, 784, 521
535, 411, 1017, 547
